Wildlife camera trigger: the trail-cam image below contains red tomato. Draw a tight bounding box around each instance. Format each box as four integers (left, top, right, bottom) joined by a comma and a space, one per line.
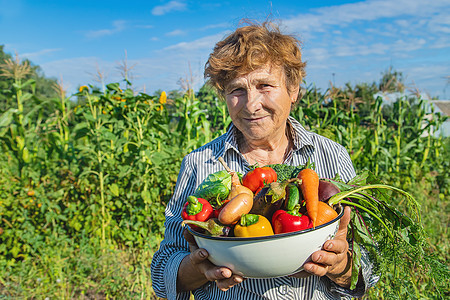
242, 167, 277, 193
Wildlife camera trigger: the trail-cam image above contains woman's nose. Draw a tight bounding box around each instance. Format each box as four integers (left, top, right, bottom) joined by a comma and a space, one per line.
244, 88, 263, 113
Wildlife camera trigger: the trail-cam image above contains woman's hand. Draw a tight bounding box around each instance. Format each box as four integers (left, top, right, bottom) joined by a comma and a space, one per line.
290, 206, 353, 288
177, 229, 245, 292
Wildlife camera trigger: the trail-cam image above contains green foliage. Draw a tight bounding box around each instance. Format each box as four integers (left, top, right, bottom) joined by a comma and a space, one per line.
0, 51, 448, 298
327, 171, 449, 296
265, 164, 305, 182
193, 170, 234, 207
0, 236, 159, 299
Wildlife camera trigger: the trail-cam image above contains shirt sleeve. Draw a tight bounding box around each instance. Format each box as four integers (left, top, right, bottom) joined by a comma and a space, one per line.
337, 145, 356, 183
150, 155, 198, 300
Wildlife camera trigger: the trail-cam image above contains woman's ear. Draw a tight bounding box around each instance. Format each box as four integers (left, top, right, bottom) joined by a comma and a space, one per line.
290, 85, 300, 103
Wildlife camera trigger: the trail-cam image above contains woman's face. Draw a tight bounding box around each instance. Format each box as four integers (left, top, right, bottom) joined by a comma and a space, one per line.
224, 64, 299, 144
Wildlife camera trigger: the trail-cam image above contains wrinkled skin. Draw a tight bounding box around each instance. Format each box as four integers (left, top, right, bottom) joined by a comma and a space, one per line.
224, 65, 298, 166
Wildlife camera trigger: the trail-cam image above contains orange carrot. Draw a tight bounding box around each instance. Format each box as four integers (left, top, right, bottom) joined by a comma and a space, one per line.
297, 168, 320, 227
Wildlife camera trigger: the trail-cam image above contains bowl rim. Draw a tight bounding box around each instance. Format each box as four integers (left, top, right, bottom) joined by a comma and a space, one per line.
186, 204, 344, 241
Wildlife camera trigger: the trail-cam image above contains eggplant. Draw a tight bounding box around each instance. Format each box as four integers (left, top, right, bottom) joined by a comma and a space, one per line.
248, 186, 284, 221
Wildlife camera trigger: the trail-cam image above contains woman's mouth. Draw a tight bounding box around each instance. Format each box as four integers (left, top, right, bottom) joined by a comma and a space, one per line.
244, 116, 267, 122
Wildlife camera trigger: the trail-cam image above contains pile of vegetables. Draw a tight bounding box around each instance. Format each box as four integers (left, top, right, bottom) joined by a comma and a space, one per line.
181, 158, 448, 291
182, 158, 338, 239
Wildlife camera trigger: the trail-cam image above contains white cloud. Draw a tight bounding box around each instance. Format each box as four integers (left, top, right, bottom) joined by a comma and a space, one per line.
303, 47, 329, 64
281, 0, 449, 97
430, 37, 450, 49
166, 29, 185, 36
135, 24, 154, 29
401, 64, 450, 97
163, 32, 227, 52
284, 0, 450, 34
39, 53, 205, 95
151, 1, 186, 16
392, 38, 427, 52
336, 43, 389, 57
85, 20, 126, 39
41, 57, 118, 92
200, 22, 229, 31
21, 48, 62, 60
427, 12, 450, 34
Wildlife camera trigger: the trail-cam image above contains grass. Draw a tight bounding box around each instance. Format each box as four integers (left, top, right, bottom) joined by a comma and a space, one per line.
0, 236, 162, 299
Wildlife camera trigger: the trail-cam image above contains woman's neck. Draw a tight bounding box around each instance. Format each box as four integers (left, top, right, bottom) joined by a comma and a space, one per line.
238, 125, 292, 166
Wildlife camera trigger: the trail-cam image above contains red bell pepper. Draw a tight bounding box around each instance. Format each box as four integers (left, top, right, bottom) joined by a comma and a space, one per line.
181, 195, 213, 222
271, 205, 313, 234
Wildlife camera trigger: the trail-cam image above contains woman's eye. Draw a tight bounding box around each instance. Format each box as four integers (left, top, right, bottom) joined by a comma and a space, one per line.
230, 88, 245, 94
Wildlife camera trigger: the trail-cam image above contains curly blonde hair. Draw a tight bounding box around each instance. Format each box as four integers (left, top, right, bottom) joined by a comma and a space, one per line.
204, 21, 306, 97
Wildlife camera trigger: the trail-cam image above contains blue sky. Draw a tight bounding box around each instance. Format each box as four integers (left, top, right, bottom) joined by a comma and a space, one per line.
1, 0, 449, 98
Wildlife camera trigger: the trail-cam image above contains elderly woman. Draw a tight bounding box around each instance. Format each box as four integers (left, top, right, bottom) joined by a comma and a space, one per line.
151, 22, 378, 299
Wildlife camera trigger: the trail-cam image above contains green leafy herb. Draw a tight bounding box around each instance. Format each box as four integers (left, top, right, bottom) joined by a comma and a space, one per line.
193, 170, 242, 208
264, 164, 305, 182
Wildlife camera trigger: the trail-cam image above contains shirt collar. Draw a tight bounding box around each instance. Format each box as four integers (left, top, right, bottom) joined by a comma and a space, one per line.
287, 116, 314, 151
223, 123, 241, 155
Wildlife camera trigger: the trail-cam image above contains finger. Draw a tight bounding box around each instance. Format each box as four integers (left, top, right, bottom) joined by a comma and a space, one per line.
310, 249, 345, 267
183, 229, 242, 284
201, 265, 234, 282
337, 206, 351, 237
322, 207, 350, 254
189, 247, 210, 265
322, 237, 348, 255
323, 206, 350, 251
215, 275, 246, 291
183, 228, 196, 244
289, 270, 312, 278
189, 252, 233, 282
184, 229, 219, 281
303, 261, 329, 277
183, 228, 201, 253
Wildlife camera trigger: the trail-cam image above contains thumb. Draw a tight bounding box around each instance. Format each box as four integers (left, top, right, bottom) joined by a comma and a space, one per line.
183, 228, 200, 252
335, 206, 351, 240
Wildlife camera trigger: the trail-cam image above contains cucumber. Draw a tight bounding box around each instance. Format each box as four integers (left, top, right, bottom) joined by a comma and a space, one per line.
285, 183, 301, 211
193, 184, 229, 208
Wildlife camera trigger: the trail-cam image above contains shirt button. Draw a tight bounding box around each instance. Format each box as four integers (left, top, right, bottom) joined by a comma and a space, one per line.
278, 285, 288, 295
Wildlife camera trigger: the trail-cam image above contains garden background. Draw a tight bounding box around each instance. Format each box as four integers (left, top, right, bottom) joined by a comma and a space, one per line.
0, 46, 448, 299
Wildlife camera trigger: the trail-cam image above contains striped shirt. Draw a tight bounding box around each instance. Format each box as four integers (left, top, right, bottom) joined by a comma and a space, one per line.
151, 116, 378, 300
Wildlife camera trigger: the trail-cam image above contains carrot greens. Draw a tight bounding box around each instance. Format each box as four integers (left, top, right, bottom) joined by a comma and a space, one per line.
324, 170, 448, 294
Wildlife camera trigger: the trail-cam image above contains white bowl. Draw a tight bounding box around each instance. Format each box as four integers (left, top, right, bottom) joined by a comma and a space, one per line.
187, 206, 343, 278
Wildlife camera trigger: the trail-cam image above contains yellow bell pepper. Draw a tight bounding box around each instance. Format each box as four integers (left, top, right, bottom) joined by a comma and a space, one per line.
234, 214, 274, 237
